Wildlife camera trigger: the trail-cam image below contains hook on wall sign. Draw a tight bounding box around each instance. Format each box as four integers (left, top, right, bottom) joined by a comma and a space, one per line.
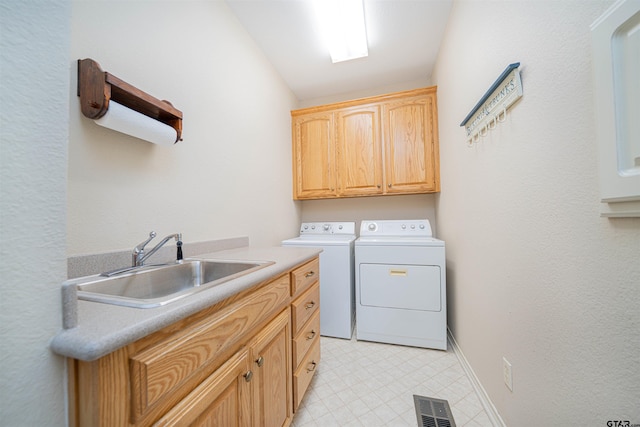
461, 63, 523, 146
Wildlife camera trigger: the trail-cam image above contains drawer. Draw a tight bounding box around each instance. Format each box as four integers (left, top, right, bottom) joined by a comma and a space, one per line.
292, 310, 320, 368
291, 282, 320, 336
128, 275, 290, 423
291, 258, 319, 297
293, 337, 320, 411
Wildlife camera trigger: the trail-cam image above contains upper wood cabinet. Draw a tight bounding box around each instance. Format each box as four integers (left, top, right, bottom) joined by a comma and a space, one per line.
291, 87, 440, 200
383, 94, 439, 194
291, 112, 336, 199
336, 105, 383, 197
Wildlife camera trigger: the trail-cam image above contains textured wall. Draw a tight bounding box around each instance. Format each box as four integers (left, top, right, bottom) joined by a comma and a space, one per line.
433, 0, 640, 424
0, 0, 70, 424
301, 194, 438, 234
68, 1, 300, 256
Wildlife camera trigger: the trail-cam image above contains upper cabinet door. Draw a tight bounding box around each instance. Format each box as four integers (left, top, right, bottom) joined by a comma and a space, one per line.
292, 112, 336, 200
336, 105, 383, 197
291, 87, 440, 200
383, 94, 440, 193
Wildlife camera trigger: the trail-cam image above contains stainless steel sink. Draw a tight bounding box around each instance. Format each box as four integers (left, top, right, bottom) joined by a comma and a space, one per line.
76, 259, 274, 308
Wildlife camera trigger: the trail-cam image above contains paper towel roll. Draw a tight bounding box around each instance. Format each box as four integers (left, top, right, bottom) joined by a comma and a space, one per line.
94, 100, 177, 146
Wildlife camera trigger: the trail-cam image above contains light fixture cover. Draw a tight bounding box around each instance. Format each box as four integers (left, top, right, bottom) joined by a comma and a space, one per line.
314, 0, 368, 63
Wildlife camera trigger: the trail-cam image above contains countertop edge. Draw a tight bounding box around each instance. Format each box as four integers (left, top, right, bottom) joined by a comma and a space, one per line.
50, 246, 321, 361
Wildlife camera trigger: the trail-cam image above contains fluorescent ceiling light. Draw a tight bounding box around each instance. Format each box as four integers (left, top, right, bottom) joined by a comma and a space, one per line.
314, 0, 368, 63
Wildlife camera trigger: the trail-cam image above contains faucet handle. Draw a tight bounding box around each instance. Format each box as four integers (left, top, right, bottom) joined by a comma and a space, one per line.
134, 231, 157, 253
176, 240, 183, 262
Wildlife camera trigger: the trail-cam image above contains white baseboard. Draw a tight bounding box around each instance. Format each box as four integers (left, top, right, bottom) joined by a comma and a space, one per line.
448, 328, 506, 427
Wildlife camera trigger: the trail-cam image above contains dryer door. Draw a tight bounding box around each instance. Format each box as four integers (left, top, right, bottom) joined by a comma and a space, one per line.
359, 263, 441, 312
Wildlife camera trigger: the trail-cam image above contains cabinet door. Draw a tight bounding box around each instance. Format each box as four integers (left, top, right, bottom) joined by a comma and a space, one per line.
250, 308, 292, 427
383, 94, 440, 193
292, 112, 336, 199
336, 105, 383, 196
155, 348, 252, 427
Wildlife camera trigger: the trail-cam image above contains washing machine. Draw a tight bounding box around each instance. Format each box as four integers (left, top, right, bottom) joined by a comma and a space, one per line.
282, 222, 356, 339
355, 219, 446, 350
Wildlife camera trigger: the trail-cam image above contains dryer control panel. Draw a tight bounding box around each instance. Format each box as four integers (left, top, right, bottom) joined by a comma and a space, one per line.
360, 219, 432, 237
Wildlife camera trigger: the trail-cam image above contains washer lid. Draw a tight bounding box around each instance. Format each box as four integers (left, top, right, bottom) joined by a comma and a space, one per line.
283, 234, 356, 246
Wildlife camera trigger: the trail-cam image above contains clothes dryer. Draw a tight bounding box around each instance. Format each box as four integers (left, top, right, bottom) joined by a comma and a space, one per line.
355, 219, 446, 350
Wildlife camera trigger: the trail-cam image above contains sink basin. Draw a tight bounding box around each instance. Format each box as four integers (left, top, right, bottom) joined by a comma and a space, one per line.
76, 259, 274, 308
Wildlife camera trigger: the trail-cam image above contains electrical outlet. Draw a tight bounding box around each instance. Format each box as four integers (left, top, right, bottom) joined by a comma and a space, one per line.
503, 357, 513, 391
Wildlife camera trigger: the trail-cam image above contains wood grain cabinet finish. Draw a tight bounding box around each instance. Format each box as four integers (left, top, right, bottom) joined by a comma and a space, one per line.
69, 258, 320, 427
292, 310, 319, 368
249, 308, 292, 427
336, 105, 383, 197
291, 283, 320, 337
383, 95, 439, 194
291, 87, 440, 200
129, 275, 290, 423
288, 261, 321, 412
290, 258, 319, 297
154, 347, 253, 427
292, 112, 336, 199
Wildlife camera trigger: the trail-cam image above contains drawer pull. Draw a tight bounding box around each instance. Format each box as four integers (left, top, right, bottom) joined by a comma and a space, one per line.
305, 271, 315, 278
244, 370, 253, 382
255, 356, 264, 367
306, 330, 316, 340
306, 361, 317, 373
305, 301, 316, 310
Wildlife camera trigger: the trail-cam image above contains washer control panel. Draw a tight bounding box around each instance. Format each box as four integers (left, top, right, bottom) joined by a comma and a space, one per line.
300, 222, 356, 235
360, 219, 432, 237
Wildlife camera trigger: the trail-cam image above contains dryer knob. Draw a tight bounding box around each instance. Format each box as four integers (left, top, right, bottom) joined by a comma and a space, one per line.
402, 224, 406, 229
368, 223, 376, 231
338, 225, 343, 230
323, 224, 330, 231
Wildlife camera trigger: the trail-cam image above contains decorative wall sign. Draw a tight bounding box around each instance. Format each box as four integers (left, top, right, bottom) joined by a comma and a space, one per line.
460, 63, 523, 145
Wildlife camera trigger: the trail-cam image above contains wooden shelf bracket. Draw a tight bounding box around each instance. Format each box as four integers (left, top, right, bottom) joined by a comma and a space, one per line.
77, 58, 183, 142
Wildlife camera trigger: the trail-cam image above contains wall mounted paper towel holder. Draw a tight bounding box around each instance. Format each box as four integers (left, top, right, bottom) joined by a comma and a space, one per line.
77, 58, 183, 142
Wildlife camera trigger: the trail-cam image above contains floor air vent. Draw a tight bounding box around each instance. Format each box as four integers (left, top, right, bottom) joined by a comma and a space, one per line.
413, 395, 457, 427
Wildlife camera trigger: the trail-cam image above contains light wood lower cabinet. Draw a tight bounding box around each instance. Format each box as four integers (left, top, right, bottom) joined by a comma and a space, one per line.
249, 308, 292, 427
155, 347, 253, 427
70, 257, 320, 427
289, 259, 321, 412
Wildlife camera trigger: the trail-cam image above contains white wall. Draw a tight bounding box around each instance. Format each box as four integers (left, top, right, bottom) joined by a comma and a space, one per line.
0, 0, 70, 424
69, 0, 300, 256
300, 195, 437, 234
433, 0, 640, 425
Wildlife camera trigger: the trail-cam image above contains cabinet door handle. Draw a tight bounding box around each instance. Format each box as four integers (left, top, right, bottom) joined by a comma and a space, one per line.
388, 183, 392, 188
306, 330, 316, 340
244, 370, 253, 382
377, 184, 381, 188
305, 271, 315, 278
306, 361, 317, 373
255, 356, 264, 367
305, 301, 316, 310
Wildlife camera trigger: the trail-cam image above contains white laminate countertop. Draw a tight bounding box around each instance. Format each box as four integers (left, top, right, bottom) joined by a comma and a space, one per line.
50, 246, 321, 361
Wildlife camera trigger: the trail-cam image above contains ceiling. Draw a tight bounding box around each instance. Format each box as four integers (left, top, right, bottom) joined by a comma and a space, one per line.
225, 0, 453, 102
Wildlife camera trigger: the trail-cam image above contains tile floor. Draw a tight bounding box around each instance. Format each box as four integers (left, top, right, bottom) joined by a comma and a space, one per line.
292, 336, 493, 427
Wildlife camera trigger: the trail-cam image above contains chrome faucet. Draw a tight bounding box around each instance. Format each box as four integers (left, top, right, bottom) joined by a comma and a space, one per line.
132, 231, 183, 267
